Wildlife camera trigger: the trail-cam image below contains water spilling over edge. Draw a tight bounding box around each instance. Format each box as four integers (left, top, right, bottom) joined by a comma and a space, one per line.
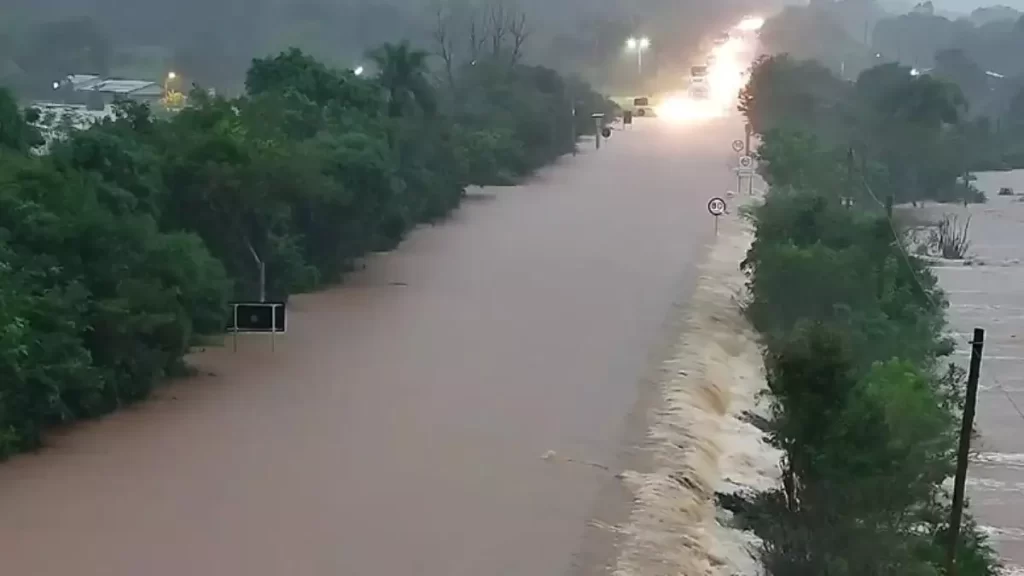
612, 208, 782, 576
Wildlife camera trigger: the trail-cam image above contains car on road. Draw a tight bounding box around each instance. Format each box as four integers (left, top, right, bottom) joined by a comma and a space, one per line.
632, 96, 657, 117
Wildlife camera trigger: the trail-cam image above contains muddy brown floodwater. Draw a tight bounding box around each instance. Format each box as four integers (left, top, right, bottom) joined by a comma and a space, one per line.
0, 116, 743, 576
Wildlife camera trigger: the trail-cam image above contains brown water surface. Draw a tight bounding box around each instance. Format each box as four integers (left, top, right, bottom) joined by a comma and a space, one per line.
0, 117, 741, 576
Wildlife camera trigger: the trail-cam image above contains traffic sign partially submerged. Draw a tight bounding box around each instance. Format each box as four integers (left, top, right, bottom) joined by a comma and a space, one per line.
228, 301, 286, 352
229, 301, 287, 333
708, 196, 727, 235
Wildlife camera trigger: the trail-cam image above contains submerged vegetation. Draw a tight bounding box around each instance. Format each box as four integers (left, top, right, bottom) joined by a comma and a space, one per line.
0, 34, 614, 459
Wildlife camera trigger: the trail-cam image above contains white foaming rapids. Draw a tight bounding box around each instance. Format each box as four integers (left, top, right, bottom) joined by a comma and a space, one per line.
613, 204, 782, 576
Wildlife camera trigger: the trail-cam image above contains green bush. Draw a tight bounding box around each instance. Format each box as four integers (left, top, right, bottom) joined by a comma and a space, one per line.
734, 187, 1001, 575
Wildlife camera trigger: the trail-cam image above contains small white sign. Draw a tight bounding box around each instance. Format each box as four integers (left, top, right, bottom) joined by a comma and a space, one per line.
738, 155, 754, 169
707, 197, 727, 216
732, 139, 745, 153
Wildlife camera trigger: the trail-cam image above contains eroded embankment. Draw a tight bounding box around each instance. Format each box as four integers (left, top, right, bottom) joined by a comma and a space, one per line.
612, 206, 781, 576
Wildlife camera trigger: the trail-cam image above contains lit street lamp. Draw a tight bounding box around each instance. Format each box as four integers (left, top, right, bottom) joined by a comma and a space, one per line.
354, 66, 365, 76
625, 36, 651, 76
163, 71, 179, 95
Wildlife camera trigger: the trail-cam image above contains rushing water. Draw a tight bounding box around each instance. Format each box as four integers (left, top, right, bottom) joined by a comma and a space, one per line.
612, 199, 781, 576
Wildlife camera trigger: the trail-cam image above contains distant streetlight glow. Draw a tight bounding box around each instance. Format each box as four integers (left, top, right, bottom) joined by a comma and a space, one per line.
167, 71, 177, 80
354, 66, 365, 76
736, 16, 765, 31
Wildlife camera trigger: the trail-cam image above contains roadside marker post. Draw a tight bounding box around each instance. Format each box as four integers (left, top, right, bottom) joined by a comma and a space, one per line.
708, 196, 727, 235
571, 106, 577, 156
592, 113, 605, 150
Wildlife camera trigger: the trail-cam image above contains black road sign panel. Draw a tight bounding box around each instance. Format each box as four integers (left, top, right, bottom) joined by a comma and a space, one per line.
229, 302, 287, 333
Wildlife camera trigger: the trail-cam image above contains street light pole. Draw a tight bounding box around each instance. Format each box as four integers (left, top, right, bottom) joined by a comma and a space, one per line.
626, 36, 651, 78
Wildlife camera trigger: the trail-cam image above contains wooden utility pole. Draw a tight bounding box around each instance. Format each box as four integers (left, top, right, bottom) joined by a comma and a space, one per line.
946, 327, 985, 576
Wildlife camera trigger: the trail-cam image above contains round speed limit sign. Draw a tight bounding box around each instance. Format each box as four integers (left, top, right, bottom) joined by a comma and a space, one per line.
707, 197, 727, 216
738, 155, 754, 169
731, 139, 745, 153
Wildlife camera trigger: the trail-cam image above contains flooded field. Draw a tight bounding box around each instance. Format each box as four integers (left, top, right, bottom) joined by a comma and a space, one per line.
914, 170, 1024, 573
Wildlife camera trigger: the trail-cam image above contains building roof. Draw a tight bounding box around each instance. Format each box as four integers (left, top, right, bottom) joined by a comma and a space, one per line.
63, 75, 162, 96
65, 74, 103, 90
86, 79, 162, 96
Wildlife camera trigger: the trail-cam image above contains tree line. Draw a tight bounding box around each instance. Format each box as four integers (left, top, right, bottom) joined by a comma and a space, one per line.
741, 53, 985, 205
722, 55, 1002, 576
758, 1, 1024, 172
0, 40, 615, 459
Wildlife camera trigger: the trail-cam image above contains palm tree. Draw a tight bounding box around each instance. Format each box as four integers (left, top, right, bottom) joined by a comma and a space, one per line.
367, 41, 436, 118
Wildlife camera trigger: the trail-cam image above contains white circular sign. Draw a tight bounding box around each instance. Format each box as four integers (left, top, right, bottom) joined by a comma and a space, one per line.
731, 140, 745, 153
707, 197, 727, 216
738, 155, 754, 169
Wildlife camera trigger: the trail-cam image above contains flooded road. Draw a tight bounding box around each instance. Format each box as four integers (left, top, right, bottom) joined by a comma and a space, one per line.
0, 117, 743, 576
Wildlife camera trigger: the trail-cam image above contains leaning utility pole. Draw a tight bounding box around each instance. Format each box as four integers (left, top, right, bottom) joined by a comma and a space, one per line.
946, 327, 985, 576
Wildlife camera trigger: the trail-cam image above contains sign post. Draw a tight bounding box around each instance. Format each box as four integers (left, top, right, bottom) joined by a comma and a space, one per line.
736, 155, 755, 195
707, 196, 727, 235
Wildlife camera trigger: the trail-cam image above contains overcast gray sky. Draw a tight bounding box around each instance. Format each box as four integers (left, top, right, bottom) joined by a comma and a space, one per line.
930, 0, 1024, 11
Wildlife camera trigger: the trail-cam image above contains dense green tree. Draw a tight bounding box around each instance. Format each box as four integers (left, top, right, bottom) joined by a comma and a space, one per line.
367, 41, 436, 118
732, 184, 999, 576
